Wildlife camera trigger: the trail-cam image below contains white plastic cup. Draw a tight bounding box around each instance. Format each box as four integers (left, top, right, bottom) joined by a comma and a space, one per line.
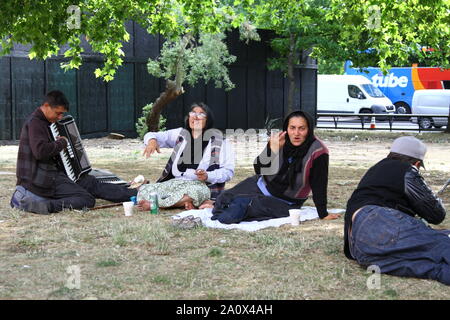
299, 211, 309, 222
123, 201, 134, 217
289, 209, 301, 226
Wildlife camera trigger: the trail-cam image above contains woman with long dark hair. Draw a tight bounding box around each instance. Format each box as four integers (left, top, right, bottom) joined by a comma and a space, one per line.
139, 102, 235, 210
211, 110, 340, 223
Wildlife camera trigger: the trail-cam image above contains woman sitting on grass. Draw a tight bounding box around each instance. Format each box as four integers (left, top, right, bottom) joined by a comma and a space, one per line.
137, 103, 235, 211
207, 110, 340, 223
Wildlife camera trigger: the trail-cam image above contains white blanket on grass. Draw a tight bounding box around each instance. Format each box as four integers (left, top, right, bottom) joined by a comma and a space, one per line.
172, 207, 345, 232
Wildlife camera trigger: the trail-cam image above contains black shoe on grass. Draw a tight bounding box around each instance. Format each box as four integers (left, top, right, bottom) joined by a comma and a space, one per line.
19, 197, 51, 215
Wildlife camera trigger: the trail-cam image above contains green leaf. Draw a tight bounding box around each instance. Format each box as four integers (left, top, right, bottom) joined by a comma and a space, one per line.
94, 68, 103, 78
28, 51, 37, 60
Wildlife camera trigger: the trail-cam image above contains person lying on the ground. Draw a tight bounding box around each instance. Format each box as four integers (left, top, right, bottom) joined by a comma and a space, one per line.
344, 136, 450, 285
142, 102, 234, 209
204, 110, 340, 223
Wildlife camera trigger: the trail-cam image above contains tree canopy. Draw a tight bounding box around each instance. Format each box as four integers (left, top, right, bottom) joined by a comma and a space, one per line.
2, 0, 450, 80
327, 0, 450, 72
0, 0, 251, 81
255, 0, 342, 72
254, 0, 344, 112
142, 31, 243, 132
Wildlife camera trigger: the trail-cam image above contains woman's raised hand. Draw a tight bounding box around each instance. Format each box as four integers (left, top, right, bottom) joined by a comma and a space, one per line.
143, 139, 160, 158
269, 131, 287, 153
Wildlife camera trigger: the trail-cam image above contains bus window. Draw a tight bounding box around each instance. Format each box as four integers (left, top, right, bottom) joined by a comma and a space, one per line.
442, 80, 450, 89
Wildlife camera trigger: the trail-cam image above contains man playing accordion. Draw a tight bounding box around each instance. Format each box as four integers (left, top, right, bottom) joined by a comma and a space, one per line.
10, 90, 137, 214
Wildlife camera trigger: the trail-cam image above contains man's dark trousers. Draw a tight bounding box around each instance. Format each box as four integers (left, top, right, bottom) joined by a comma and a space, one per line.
16, 172, 137, 213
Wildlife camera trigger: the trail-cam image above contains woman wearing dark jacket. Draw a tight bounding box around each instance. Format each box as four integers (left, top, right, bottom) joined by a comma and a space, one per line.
211, 110, 340, 223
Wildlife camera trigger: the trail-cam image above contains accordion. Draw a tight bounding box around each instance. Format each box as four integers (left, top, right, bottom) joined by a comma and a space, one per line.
50, 115, 128, 186
50, 115, 91, 182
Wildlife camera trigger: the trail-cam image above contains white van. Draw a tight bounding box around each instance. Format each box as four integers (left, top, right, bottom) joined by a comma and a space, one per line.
317, 75, 396, 115
411, 89, 450, 129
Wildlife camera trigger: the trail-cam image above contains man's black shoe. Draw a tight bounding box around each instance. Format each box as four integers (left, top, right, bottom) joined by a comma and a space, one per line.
19, 197, 51, 215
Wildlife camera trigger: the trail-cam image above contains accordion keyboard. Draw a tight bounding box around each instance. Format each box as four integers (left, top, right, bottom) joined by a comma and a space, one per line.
49, 123, 77, 181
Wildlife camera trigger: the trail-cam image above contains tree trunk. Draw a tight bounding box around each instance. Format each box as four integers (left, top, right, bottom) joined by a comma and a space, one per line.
146, 35, 190, 132
146, 80, 184, 132
286, 33, 297, 115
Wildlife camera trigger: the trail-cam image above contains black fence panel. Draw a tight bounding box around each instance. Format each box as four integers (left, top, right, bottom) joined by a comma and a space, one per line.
0, 58, 11, 140
134, 26, 160, 59
164, 91, 185, 128
206, 84, 227, 130
247, 65, 266, 129
46, 60, 78, 120
247, 34, 268, 129
0, 25, 317, 141
135, 62, 160, 116
299, 66, 318, 121
78, 61, 108, 135
266, 69, 285, 122
122, 21, 135, 57
227, 66, 248, 129
109, 63, 135, 134
183, 81, 207, 113
12, 58, 45, 139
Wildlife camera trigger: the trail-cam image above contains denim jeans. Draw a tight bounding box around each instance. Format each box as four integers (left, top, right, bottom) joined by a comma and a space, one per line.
350, 205, 450, 285
10, 185, 47, 208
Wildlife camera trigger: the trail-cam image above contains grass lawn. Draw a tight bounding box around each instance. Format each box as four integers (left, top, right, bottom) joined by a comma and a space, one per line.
0, 130, 449, 300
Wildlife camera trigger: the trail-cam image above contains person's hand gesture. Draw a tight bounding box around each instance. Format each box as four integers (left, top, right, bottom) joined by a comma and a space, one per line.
269, 131, 287, 153
143, 139, 160, 158
195, 169, 208, 182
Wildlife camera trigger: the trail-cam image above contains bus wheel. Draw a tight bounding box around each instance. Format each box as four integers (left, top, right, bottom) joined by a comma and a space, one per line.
395, 102, 411, 121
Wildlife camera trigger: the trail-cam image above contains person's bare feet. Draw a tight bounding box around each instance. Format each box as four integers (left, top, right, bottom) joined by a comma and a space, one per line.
322, 213, 341, 220
198, 199, 215, 209
136, 200, 150, 211
184, 201, 195, 210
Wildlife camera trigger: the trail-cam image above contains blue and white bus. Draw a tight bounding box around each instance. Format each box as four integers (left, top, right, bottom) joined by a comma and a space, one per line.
344, 61, 450, 114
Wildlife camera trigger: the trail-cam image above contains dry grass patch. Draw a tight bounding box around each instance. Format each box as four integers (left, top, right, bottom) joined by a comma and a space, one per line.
1, 131, 450, 299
